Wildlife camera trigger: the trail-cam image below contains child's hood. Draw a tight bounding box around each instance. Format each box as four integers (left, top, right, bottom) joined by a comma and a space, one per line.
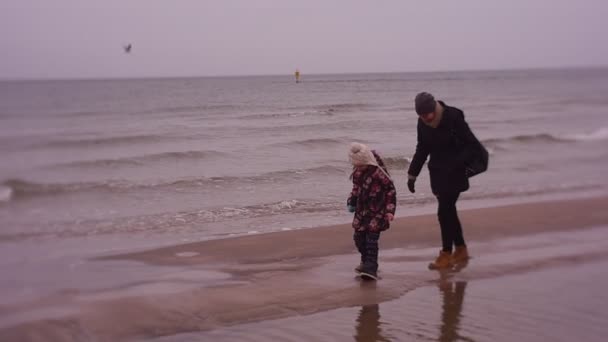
349, 142, 392, 181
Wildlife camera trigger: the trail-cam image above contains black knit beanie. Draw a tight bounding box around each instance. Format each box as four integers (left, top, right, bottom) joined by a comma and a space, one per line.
415, 92, 437, 115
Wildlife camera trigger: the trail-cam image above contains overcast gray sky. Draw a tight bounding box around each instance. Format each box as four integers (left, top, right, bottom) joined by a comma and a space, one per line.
1, 0, 607, 79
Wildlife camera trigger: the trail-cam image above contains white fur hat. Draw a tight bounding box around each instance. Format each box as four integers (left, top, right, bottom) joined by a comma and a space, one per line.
349, 142, 377, 167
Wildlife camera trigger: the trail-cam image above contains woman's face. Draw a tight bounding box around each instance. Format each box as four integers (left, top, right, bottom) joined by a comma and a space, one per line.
419, 111, 436, 124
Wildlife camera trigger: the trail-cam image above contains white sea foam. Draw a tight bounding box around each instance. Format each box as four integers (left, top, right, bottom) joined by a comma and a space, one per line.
0, 185, 12, 202
564, 127, 608, 141
175, 251, 199, 258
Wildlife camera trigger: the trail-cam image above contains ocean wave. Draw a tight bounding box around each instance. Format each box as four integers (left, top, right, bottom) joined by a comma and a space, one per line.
0, 198, 330, 241
1, 165, 348, 201
168, 166, 347, 189
0, 177, 201, 200
238, 110, 331, 120
316, 103, 372, 113
278, 138, 348, 148
0, 185, 12, 202
58, 110, 108, 118
242, 120, 366, 135
563, 127, 608, 141
134, 150, 224, 162
169, 166, 347, 188
42, 134, 165, 148
391, 182, 604, 211
51, 104, 244, 118
482, 133, 563, 146
1, 179, 134, 198
308, 78, 406, 83
462, 183, 603, 202
153, 104, 245, 114
482, 127, 608, 147
241, 103, 373, 119
1, 176, 235, 200
383, 156, 411, 169
56, 158, 144, 168
382, 106, 411, 113
53, 150, 225, 169
2, 181, 605, 242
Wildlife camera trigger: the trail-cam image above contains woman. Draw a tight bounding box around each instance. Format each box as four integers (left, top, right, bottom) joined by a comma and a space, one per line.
407, 92, 482, 269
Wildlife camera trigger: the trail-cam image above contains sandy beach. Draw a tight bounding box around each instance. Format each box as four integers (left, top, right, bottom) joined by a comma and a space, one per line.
2, 2, 608, 340
2, 196, 608, 341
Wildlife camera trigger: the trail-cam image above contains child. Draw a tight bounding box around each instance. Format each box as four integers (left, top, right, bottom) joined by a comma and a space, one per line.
347, 142, 397, 280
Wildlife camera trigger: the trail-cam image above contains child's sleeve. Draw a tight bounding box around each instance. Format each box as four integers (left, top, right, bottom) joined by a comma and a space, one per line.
347, 181, 359, 207
385, 179, 397, 216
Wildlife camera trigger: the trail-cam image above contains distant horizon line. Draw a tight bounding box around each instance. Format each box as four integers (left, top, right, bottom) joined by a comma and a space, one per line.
1, 64, 607, 82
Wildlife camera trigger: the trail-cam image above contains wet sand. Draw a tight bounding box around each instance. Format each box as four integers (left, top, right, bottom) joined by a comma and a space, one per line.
155, 258, 608, 342
1, 196, 608, 341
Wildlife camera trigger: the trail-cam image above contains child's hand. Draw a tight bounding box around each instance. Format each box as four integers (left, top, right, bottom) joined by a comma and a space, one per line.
386, 213, 394, 221
347, 205, 356, 213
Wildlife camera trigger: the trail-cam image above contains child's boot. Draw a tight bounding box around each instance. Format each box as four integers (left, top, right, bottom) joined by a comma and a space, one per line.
359, 263, 378, 280
360, 232, 379, 279
353, 232, 366, 273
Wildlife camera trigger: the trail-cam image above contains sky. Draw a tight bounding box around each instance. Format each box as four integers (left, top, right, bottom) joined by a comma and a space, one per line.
1, 0, 607, 79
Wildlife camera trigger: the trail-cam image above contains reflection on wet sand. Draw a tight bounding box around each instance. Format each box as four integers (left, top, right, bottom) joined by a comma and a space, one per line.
354, 304, 390, 342
438, 262, 472, 342
353, 261, 471, 342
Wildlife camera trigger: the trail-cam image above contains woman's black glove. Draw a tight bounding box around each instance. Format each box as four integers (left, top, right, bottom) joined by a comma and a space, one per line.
407, 178, 416, 193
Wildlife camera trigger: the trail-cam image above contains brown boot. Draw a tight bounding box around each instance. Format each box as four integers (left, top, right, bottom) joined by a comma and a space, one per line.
451, 245, 470, 264
428, 250, 452, 270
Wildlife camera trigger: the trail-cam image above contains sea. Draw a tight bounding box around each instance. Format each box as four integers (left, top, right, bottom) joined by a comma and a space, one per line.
1, 67, 608, 275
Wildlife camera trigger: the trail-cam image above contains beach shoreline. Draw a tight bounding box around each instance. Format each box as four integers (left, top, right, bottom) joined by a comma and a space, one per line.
103, 195, 608, 266
2, 196, 608, 341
